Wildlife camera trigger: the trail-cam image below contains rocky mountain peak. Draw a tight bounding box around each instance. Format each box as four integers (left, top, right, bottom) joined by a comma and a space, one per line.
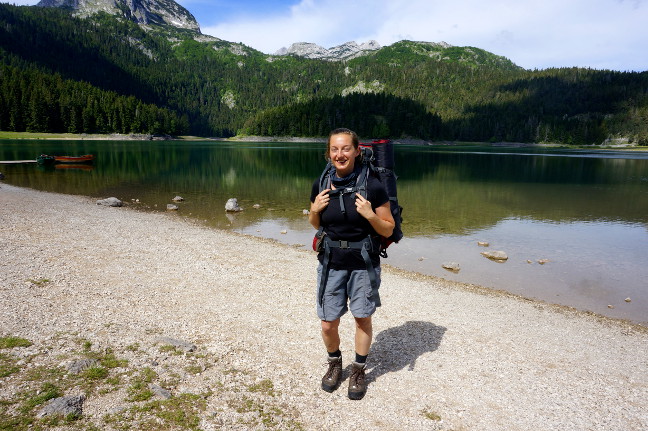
275, 40, 381, 61
36, 0, 200, 32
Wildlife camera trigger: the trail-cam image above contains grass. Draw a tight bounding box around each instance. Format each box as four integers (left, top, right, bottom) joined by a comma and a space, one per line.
0, 131, 149, 140
0, 353, 20, 378
422, 407, 442, 421
0, 336, 32, 349
126, 367, 157, 402
0, 333, 305, 430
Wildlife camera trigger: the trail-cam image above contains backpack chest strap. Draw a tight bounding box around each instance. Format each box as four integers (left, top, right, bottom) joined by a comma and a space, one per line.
328, 186, 357, 214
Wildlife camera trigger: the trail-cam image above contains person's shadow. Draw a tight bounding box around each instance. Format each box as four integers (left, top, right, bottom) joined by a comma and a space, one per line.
366, 321, 446, 384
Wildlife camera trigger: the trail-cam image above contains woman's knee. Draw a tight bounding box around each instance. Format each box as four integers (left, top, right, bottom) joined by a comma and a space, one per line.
354, 316, 372, 331
321, 319, 340, 335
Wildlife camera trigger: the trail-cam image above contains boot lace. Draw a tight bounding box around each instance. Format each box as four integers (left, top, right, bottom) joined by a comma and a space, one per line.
349, 366, 365, 387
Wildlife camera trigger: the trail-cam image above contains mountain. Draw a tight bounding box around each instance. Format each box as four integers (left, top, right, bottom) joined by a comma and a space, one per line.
1, 3, 647, 144
36, 0, 200, 32
275, 40, 381, 61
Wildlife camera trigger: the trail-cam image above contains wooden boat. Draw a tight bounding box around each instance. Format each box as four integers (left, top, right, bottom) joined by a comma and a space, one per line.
53, 154, 94, 164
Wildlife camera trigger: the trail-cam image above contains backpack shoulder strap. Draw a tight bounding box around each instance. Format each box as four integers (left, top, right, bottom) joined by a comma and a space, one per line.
318, 161, 333, 192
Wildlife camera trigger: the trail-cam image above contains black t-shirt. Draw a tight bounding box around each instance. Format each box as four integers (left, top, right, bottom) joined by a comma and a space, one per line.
310, 175, 389, 270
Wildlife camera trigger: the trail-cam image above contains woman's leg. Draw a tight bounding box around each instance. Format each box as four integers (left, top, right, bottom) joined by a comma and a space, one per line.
354, 316, 373, 356
321, 318, 341, 353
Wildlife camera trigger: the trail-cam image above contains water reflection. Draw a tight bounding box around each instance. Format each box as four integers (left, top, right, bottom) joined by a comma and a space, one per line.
1, 140, 647, 324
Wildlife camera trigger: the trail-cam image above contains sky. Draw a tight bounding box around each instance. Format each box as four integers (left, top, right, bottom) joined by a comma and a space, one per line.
5, 0, 648, 71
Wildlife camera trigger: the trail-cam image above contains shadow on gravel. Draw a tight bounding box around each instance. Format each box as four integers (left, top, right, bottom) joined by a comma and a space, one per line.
367, 321, 446, 383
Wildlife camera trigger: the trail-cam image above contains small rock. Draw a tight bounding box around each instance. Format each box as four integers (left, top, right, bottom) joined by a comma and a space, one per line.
225, 198, 242, 212
418, 257, 426, 261
149, 383, 172, 400
253, 204, 261, 209
537, 259, 549, 265
442, 262, 460, 272
280, 230, 288, 234
526, 260, 533, 264
480, 250, 508, 261
172, 196, 184, 202
37, 395, 85, 418
156, 337, 196, 352
302, 209, 309, 215
477, 241, 489, 247
608, 305, 615, 309
625, 297, 632, 303
96, 197, 122, 207
167, 204, 179, 211
67, 359, 99, 374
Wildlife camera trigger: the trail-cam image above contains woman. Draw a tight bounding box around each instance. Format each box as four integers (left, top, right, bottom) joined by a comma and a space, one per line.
309, 128, 395, 400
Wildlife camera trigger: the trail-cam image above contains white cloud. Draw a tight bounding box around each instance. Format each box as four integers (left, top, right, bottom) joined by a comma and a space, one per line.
201, 0, 648, 71
4, 0, 647, 70
1, 1, 39, 4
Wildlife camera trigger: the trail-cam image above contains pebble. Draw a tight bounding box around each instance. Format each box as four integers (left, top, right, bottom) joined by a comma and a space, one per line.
442, 262, 460, 272
480, 250, 508, 261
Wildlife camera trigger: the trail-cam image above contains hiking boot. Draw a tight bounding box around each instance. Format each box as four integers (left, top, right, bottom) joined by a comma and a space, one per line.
321, 356, 342, 392
348, 362, 367, 400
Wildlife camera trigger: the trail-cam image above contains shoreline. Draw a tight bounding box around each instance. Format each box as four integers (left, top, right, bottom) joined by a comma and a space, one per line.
2, 131, 647, 150
2, 184, 648, 430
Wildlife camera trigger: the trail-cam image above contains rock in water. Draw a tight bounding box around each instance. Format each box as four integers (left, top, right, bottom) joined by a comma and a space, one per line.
442, 262, 460, 272
225, 198, 242, 212
480, 250, 508, 261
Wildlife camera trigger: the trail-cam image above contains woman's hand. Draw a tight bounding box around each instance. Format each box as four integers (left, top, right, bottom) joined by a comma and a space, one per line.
355, 193, 395, 238
312, 189, 330, 214
354, 193, 374, 219
309, 189, 330, 228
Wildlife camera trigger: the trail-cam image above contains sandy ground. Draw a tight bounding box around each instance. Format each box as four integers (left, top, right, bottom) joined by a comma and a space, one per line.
1, 183, 647, 430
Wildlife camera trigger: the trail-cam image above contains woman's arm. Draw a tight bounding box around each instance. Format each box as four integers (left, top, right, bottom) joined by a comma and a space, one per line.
355, 194, 395, 238
309, 188, 330, 229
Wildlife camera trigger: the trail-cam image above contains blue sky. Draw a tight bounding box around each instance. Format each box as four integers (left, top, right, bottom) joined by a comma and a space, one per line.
5, 0, 648, 71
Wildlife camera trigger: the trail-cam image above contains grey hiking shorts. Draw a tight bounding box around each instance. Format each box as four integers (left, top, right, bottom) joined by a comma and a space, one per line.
316, 263, 382, 321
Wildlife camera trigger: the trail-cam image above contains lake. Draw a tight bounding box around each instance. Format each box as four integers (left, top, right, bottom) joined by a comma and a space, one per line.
1, 139, 647, 325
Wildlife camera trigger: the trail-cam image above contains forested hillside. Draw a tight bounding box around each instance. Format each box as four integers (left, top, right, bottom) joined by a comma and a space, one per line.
1, 3, 647, 144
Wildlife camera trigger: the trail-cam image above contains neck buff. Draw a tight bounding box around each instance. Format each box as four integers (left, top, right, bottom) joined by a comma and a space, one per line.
331, 164, 361, 188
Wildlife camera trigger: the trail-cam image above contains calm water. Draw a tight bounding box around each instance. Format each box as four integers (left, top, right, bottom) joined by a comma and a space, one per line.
1, 140, 647, 325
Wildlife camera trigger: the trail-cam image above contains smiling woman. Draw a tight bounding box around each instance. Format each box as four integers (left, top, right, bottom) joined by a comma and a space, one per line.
309, 128, 395, 400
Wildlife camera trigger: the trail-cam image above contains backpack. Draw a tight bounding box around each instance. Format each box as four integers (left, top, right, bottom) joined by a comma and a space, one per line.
316, 139, 403, 257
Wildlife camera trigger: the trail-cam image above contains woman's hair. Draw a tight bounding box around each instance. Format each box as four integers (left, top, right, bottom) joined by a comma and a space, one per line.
325, 128, 360, 161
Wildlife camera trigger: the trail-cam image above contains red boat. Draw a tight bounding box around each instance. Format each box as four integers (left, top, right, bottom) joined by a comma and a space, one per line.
53, 154, 94, 164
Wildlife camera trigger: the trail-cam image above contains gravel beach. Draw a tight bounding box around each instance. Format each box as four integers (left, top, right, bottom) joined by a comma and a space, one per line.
1, 183, 647, 430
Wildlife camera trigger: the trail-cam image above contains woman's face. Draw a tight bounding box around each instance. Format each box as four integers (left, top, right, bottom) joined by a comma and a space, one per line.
329, 133, 360, 177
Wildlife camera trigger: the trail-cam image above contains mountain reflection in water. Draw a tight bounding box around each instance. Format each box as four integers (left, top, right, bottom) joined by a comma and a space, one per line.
1, 140, 647, 325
